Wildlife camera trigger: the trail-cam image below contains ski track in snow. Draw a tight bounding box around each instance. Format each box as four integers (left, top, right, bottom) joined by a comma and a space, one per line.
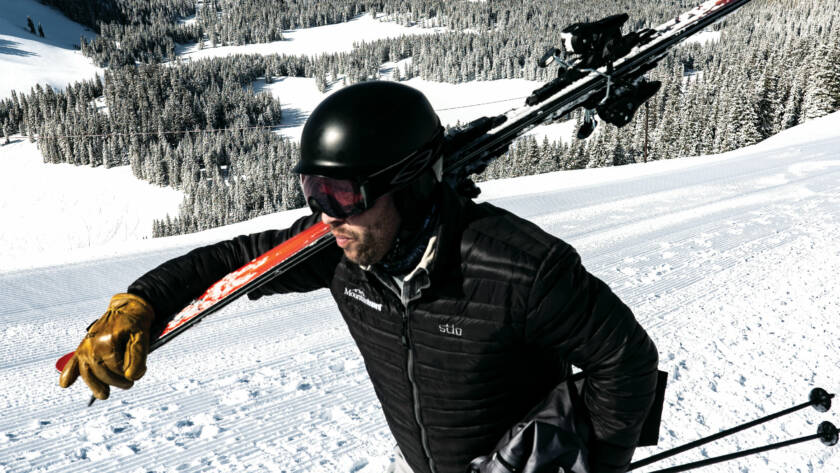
2, 115, 840, 471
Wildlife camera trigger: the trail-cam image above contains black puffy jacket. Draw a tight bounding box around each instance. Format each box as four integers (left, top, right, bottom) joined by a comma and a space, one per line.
129, 185, 660, 473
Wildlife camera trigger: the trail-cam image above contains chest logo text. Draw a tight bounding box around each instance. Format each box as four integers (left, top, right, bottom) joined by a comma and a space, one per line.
344, 287, 383, 311
439, 323, 463, 337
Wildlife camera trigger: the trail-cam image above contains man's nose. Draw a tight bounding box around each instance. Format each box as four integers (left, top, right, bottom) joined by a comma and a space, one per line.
321, 213, 345, 227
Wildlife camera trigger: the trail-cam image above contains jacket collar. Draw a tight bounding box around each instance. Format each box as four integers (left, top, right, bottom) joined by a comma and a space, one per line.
360, 184, 468, 301
424, 185, 467, 297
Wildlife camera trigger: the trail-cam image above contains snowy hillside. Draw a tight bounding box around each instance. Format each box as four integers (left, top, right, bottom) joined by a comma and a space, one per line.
1, 112, 839, 473
263, 75, 574, 143
176, 13, 445, 60
0, 4, 574, 273
0, 0, 101, 99
0, 139, 183, 272
179, 15, 574, 144
1, 1, 838, 471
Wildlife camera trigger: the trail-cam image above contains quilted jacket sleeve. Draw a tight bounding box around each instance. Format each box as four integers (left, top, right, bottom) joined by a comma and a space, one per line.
128, 212, 341, 335
524, 240, 660, 473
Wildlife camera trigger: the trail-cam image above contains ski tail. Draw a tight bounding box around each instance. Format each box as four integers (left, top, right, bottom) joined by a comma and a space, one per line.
56, 222, 333, 373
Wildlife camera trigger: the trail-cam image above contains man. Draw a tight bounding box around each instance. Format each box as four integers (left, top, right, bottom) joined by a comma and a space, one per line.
59, 81, 660, 473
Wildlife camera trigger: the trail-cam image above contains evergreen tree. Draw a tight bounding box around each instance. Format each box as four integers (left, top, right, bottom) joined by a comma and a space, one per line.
801, 44, 840, 121
754, 66, 779, 139
781, 66, 806, 130
538, 136, 552, 173
724, 78, 763, 150
4, 0, 837, 239
569, 139, 589, 170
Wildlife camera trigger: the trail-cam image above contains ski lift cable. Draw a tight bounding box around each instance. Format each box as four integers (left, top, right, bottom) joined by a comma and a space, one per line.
435, 95, 528, 111
18, 97, 532, 140
37, 124, 283, 140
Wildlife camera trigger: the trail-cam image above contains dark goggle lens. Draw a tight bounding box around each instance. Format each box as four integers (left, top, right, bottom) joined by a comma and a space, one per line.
300, 175, 367, 219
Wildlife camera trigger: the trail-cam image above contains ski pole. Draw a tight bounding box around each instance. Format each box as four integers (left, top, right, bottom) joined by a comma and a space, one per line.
629, 387, 833, 470
645, 421, 838, 473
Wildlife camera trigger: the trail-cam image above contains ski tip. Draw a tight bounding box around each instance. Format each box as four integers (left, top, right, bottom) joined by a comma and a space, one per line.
56, 352, 75, 373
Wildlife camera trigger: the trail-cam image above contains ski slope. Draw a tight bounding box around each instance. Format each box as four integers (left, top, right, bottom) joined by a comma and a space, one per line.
0, 0, 102, 99
176, 13, 446, 60
0, 139, 183, 272
259, 74, 576, 144
1, 112, 839, 472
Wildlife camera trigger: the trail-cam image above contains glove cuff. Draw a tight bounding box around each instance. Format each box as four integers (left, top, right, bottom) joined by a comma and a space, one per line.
109, 293, 155, 314
106, 294, 156, 331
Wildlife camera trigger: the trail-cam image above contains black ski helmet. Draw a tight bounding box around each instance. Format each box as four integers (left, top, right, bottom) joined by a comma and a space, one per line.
295, 81, 444, 215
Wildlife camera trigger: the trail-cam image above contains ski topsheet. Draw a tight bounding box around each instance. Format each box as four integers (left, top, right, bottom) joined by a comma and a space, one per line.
56, 222, 333, 373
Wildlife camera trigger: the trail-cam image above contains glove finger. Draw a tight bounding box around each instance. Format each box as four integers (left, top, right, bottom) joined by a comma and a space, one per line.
89, 359, 134, 390
123, 331, 149, 381
79, 361, 110, 400
102, 351, 124, 377
59, 354, 80, 388
87, 309, 112, 335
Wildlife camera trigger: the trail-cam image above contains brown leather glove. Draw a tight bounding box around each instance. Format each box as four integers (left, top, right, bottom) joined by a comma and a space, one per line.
59, 293, 155, 400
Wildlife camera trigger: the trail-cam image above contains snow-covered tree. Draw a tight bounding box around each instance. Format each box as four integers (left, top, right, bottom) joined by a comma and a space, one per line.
801, 43, 840, 121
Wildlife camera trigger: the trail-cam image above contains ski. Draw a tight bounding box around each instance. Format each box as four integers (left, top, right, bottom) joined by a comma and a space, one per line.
57, 0, 753, 400
442, 0, 754, 191
56, 222, 334, 374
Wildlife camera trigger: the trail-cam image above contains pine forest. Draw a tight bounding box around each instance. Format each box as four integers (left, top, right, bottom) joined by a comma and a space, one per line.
1, 0, 839, 236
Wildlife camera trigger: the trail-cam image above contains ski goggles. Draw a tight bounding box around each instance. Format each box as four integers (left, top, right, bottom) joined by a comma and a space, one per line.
300, 127, 445, 219
300, 175, 369, 219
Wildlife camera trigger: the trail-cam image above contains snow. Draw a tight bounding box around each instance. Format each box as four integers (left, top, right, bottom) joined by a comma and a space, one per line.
254, 77, 335, 141
1, 111, 839, 472
186, 14, 581, 144
257, 74, 577, 143
91, 96, 109, 115
0, 139, 183, 272
178, 15, 198, 27
1, 2, 839, 471
0, 0, 102, 99
683, 30, 722, 45
406, 77, 579, 143
176, 14, 446, 60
